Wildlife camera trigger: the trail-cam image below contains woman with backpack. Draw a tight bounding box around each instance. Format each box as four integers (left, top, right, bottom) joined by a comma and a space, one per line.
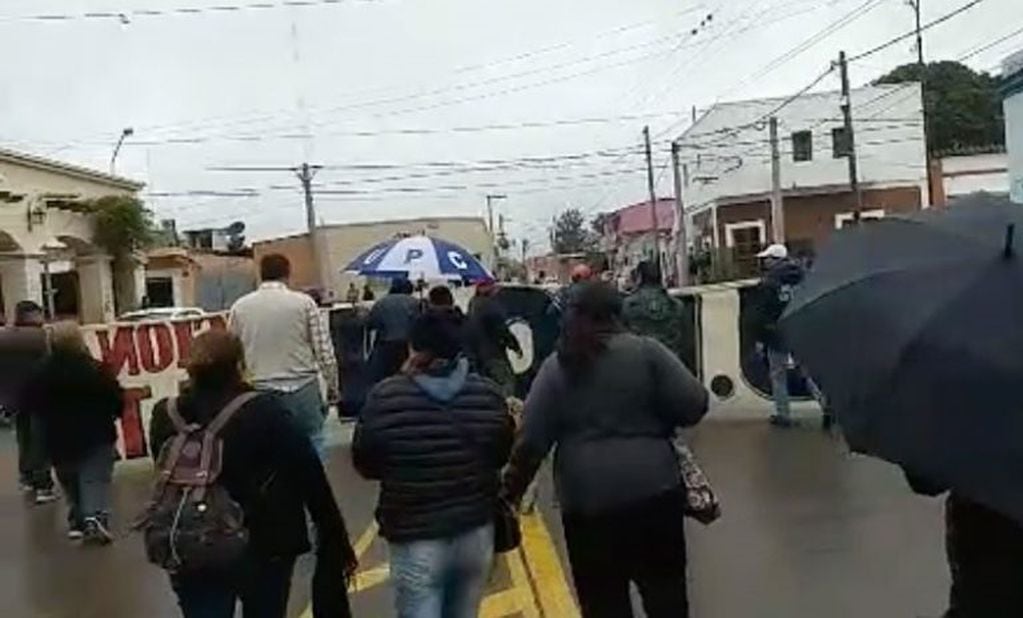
503, 282, 709, 618
21, 321, 123, 543
353, 309, 515, 618
147, 330, 357, 618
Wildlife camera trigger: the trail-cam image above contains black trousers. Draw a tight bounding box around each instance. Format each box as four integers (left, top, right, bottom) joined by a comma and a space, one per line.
562, 490, 689, 618
367, 340, 409, 385
172, 556, 297, 618
15, 412, 53, 491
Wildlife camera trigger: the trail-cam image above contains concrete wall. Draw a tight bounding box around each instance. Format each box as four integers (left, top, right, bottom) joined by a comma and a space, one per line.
193, 254, 256, 311
252, 233, 319, 292
940, 152, 1009, 199
679, 83, 929, 212
1004, 55, 1023, 203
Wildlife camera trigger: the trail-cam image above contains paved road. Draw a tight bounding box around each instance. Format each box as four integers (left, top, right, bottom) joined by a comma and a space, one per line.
0, 420, 950, 617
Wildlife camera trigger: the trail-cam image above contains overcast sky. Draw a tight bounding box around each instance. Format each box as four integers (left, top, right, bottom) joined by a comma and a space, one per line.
1, 0, 1021, 250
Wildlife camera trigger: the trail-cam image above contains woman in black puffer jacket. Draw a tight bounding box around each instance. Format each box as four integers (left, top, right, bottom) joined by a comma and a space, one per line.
354, 309, 514, 618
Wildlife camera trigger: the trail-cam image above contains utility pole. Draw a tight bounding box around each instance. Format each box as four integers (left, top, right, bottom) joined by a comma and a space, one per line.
643, 125, 661, 276
296, 162, 324, 289
838, 51, 864, 219
485, 194, 506, 262
670, 141, 689, 287
909, 0, 934, 205
769, 117, 785, 243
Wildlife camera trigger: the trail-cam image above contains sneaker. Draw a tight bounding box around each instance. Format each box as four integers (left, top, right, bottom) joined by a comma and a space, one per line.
83, 517, 113, 546
769, 415, 794, 428
33, 489, 57, 505
67, 527, 84, 541
18, 482, 33, 493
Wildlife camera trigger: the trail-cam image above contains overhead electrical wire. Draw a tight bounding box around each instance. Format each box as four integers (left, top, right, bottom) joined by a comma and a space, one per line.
0, 0, 369, 23
848, 0, 987, 62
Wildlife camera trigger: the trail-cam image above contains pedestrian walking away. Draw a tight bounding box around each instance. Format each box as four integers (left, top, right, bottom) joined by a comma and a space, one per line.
467, 279, 522, 397
622, 261, 720, 525
21, 322, 123, 543
148, 330, 356, 618
365, 277, 420, 386
504, 282, 709, 618
0, 300, 57, 504
354, 309, 514, 618
746, 243, 829, 428
229, 254, 340, 459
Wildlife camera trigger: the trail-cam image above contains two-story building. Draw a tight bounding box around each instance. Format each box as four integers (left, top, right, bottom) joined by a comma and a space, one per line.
1004, 50, 1023, 203
0, 147, 145, 323
678, 83, 928, 276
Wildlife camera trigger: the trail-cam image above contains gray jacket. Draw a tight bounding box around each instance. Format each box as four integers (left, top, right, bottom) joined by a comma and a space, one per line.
505, 332, 708, 514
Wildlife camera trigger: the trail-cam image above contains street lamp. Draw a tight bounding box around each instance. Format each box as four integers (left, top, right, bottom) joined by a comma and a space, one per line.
40, 238, 67, 319
110, 127, 134, 175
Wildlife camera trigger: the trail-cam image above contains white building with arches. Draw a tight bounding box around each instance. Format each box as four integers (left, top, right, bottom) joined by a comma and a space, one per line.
0, 147, 145, 323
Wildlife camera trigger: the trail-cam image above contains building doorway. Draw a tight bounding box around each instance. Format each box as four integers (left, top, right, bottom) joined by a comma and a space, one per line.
146, 277, 174, 307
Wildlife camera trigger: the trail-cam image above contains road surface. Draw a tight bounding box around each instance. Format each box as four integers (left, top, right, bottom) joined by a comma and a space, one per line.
0, 419, 950, 617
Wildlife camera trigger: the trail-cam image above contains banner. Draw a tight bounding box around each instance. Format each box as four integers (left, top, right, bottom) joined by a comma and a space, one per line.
82, 314, 227, 459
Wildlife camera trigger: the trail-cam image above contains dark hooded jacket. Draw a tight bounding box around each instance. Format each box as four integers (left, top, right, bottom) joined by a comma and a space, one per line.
747, 258, 805, 352
352, 358, 514, 542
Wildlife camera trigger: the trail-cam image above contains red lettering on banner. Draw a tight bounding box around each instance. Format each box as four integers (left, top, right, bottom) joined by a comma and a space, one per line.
173, 321, 196, 369
96, 326, 140, 376
120, 386, 152, 459
136, 324, 174, 374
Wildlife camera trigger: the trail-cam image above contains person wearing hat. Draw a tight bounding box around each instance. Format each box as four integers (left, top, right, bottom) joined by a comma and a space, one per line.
747, 244, 830, 428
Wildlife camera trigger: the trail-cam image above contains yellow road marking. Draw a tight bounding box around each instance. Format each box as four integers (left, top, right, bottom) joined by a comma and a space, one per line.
352, 520, 379, 559
301, 511, 579, 617
519, 512, 580, 618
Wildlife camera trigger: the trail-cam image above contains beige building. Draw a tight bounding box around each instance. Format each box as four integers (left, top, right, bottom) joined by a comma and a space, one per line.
253, 216, 494, 299
145, 247, 255, 311
0, 147, 145, 323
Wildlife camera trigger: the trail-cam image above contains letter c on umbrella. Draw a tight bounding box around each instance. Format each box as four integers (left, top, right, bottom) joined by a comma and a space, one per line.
404, 249, 424, 264
362, 247, 387, 265
448, 251, 468, 269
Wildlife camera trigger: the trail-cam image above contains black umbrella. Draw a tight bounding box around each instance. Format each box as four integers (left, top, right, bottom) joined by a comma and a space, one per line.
780, 193, 1023, 523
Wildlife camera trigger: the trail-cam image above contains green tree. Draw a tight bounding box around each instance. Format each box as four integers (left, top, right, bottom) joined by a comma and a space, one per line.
88, 195, 156, 258
552, 208, 595, 254
875, 61, 1005, 154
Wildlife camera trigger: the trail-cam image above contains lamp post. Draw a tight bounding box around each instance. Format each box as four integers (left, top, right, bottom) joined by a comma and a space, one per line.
110, 127, 134, 175
40, 238, 67, 319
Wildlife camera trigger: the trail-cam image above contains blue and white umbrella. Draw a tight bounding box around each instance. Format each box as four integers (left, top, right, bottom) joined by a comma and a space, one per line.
345, 235, 493, 282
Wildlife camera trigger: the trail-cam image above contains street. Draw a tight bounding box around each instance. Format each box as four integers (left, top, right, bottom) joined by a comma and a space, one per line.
0, 418, 949, 618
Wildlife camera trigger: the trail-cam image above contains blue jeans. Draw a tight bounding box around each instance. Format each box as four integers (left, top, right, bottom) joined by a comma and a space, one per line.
390, 524, 495, 618
767, 349, 825, 420
267, 380, 326, 459
54, 444, 114, 528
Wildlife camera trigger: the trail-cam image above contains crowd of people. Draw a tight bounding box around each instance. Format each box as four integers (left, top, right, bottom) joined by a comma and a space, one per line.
2, 244, 1022, 618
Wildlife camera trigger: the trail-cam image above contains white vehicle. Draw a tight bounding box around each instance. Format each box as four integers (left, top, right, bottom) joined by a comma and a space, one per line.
118, 307, 206, 323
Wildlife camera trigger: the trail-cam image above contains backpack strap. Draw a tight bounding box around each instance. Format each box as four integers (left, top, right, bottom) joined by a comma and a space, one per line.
206, 391, 261, 436
165, 398, 190, 433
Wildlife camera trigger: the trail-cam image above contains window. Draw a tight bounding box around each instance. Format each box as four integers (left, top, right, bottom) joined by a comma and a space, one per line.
792, 131, 813, 162
725, 220, 766, 278
832, 127, 851, 158
835, 209, 885, 229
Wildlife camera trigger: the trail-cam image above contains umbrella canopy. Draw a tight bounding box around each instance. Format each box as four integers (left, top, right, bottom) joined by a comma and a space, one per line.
344, 235, 493, 282
780, 194, 1023, 523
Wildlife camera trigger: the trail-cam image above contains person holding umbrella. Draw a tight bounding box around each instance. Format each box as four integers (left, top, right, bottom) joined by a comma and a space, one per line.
781, 194, 1023, 616
366, 278, 420, 386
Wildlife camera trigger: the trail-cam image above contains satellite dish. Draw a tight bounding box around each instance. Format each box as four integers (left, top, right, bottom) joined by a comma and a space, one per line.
224, 221, 245, 236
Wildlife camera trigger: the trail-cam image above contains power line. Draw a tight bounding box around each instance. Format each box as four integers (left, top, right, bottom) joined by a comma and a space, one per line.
956, 24, 1023, 62
0, 0, 368, 23
848, 0, 987, 63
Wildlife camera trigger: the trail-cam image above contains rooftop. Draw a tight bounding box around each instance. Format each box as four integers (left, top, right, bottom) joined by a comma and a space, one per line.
0, 147, 144, 191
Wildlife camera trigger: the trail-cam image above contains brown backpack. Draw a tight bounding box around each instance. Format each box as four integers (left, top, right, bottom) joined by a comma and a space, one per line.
135, 392, 259, 574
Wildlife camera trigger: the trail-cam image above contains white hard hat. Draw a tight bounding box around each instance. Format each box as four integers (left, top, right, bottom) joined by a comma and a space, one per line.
756, 243, 789, 260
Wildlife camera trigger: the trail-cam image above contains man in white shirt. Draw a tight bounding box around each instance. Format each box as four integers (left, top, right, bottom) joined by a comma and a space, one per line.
229, 254, 339, 458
